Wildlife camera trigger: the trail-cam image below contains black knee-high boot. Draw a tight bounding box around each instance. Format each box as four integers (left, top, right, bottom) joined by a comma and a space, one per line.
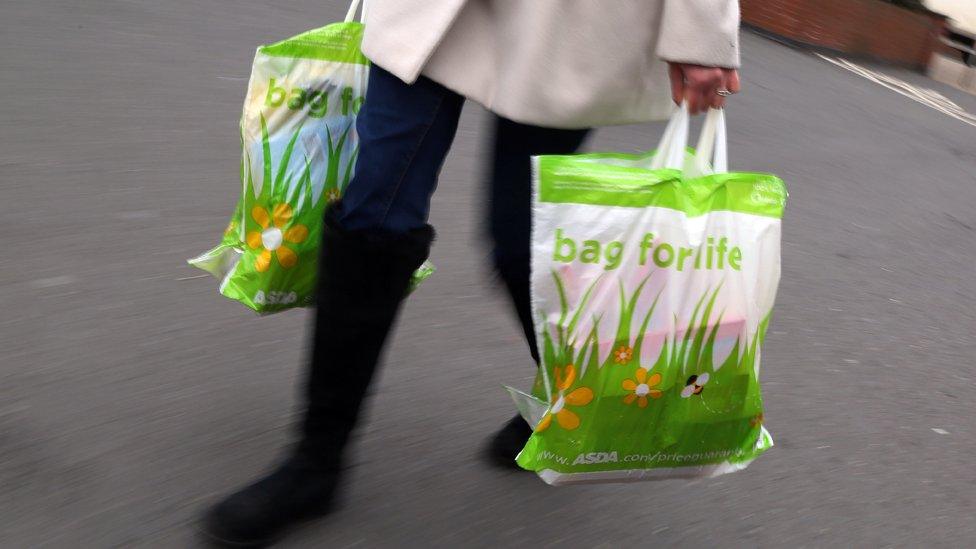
300, 207, 434, 463
484, 255, 536, 468
495, 255, 539, 365
203, 206, 433, 546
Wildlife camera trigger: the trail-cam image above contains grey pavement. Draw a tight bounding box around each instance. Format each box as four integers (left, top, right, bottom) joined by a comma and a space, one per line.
2, 1, 976, 547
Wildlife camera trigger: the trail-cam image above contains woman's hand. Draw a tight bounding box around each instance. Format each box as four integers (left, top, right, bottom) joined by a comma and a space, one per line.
668, 63, 741, 114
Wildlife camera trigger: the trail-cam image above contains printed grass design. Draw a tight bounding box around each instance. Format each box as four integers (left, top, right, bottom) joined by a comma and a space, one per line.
662, 284, 726, 379
246, 115, 356, 211
240, 116, 359, 269
322, 122, 358, 203
537, 271, 663, 400
536, 272, 768, 429
246, 116, 310, 210
536, 272, 602, 401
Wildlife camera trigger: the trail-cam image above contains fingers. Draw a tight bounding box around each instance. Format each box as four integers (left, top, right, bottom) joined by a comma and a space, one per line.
710, 89, 726, 111
668, 63, 684, 105
687, 88, 707, 115
709, 69, 741, 109
704, 68, 727, 111
668, 64, 742, 114
683, 66, 723, 115
725, 69, 741, 94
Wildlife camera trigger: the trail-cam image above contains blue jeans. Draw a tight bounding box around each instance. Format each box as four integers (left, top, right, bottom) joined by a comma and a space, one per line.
339, 65, 590, 361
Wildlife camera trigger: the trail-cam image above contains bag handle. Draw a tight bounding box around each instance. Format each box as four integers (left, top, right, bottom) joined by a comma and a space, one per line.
651, 103, 728, 175
649, 102, 690, 171
694, 108, 728, 174
345, 0, 367, 23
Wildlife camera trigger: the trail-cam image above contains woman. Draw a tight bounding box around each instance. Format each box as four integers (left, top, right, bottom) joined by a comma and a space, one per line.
205, 0, 741, 545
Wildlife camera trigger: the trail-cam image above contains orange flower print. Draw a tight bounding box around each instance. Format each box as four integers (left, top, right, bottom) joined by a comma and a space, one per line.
622, 368, 663, 408
535, 364, 594, 432
246, 203, 308, 272
612, 345, 634, 364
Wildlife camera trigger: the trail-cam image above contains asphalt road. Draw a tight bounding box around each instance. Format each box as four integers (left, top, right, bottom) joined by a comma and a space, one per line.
2, 1, 976, 547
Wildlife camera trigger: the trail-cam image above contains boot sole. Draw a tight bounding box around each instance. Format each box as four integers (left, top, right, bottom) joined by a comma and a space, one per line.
198, 498, 337, 548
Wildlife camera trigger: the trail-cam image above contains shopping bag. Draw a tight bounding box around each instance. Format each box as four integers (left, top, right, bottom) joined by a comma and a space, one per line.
189, 0, 433, 313
512, 106, 787, 484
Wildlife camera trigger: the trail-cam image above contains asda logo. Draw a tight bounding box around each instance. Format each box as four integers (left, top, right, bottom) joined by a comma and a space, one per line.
253, 290, 297, 306
572, 451, 619, 465
264, 78, 364, 118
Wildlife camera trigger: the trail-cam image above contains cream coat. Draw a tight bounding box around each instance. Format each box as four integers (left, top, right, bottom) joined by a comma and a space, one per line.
361, 0, 741, 128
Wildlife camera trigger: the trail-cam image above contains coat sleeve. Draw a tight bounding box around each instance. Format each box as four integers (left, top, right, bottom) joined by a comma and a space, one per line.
656, 0, 741, 69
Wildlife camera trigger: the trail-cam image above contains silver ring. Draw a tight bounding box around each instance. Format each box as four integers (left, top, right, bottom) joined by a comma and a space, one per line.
717, 89, 734, 97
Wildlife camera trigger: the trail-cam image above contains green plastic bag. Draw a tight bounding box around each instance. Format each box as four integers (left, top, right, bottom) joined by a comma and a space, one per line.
190, 2, 433, 313
512, 107, 787, 484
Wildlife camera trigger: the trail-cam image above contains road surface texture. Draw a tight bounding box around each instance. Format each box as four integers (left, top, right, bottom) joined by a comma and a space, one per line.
3, 1, 976, 547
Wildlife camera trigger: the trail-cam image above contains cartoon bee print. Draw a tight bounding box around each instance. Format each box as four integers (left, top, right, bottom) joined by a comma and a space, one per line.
680, 373, 710, 398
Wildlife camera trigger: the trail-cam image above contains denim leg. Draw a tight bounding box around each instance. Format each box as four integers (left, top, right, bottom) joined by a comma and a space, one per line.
339, 65, 465, 233
488, 116, 591, 364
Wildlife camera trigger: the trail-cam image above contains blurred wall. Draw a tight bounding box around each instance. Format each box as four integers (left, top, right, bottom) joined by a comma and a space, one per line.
741, 0, 947, 69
